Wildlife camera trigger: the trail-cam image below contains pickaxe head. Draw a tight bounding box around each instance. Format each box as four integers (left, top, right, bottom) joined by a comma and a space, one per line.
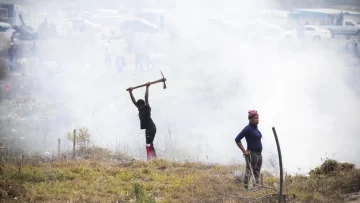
160, 71, 167, 89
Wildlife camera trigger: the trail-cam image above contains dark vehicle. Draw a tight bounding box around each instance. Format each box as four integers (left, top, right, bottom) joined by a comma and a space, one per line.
12, 15, 58, 41
11, 14, 37, 40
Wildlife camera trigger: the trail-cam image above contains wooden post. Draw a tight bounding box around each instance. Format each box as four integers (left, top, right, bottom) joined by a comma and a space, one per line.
0, 139, 6, 160
272, 127, 283, 203
73, 129, 76, 159
57, 138, 61, 157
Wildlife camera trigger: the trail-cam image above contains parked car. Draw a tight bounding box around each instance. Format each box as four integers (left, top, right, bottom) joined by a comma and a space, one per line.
250, 21, 297, 42
303, 25, 332, 40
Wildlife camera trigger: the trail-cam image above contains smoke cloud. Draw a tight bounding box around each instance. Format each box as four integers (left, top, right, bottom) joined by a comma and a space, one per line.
1, 0, 359, 174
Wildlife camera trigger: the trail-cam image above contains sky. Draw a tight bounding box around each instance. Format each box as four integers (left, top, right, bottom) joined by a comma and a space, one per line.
1, 0, 360, 174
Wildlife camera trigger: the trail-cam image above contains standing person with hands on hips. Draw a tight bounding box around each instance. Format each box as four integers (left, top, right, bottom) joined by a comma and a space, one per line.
235, 110, 263, 189
128, 82, 157, 161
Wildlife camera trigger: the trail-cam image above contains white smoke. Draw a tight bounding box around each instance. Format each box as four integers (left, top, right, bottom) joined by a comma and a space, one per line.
2, 0, 359, 174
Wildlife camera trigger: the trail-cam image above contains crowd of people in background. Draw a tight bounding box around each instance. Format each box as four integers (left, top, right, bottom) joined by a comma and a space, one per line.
3, 13, 157, 75
4, 9, 360, 76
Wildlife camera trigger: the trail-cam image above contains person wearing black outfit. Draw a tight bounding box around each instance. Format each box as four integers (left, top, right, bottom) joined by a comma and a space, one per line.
128, 83, 157, 160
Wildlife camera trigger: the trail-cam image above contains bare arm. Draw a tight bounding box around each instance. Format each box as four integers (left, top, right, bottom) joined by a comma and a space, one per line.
145, 83, 150, 106
236, 142, 247, 155
128, 89, 137, 108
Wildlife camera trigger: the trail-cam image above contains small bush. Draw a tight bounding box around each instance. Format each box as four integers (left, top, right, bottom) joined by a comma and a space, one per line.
0, 179, 27, 200
310, 159, 356, 176
288, 159, 360, 202
133, 182, 155, 203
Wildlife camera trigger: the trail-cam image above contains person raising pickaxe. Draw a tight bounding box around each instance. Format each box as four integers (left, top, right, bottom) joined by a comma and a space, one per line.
128, 82, 157, 160
127, 72, 166, 160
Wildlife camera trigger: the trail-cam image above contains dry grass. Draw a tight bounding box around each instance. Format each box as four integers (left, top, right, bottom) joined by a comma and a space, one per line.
0, 152, 359, 203
285, 159, 360, 202
0, 153, 277, 203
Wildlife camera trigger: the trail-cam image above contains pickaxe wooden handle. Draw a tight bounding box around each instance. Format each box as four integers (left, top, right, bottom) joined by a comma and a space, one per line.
126, 71, 167, 91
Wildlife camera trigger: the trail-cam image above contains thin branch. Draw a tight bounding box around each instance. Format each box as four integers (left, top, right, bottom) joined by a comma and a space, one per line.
10, 155, 24, 179
251, 185, 279, 193
217, 191, 285, 201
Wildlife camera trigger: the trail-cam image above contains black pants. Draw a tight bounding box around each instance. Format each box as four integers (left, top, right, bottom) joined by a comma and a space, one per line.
244, 151, 262, 189
145, 127, 157, 157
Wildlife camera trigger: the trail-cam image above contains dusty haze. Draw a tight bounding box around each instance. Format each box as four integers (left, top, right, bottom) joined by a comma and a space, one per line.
1, 0, 360, 174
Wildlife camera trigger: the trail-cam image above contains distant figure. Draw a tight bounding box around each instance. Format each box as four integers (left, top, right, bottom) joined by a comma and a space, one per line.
5, 84, 12, 92
134, 40, 150, 71
296, 24, 305, 40
115, 56, 126, 72
160, 15, 164, 29
104, 40, 111, 67
135, 51, 149, 71
31, 42, 37, 56
31, 41, 40, 67
353, 41, 360, 58
37, 18, 49, 36
4, 84, 12, 99
339, 11, 344, 25
333, 16, 338, 25
79, 19, 86, 33
345, 37, 359, 57
123, 31, 134, 52
337, 11, 344, 25
235, 110, 263, 190
8, 43, 16, 72
41, 18, 49, 28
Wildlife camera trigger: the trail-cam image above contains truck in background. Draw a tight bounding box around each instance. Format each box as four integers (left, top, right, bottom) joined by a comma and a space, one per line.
323, 18, 360, 37
289, 8, 360, 37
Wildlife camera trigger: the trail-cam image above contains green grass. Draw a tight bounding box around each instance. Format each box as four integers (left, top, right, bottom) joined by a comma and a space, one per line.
0, 158, 247, 203
0, 155, 359, 203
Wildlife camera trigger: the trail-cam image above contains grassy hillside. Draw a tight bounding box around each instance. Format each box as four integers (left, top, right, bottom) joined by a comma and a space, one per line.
0, 148, 359, 203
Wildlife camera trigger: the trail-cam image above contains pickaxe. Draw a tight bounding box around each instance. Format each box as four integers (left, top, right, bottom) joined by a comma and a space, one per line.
244, 153, 258, 189
126, 71, 167, 91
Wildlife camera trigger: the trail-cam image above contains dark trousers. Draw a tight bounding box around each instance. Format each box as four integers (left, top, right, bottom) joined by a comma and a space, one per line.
244, 151, 262, 189
145, 128, 157, 159
9, 58, 15, 72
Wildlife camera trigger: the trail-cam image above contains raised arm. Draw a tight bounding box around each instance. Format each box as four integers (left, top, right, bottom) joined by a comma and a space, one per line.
145, 82, 150, 106
128, 88, 137, 108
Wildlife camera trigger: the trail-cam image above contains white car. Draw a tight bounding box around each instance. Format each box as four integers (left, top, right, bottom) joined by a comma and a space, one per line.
303, 25, 332, 40
250, 21, 298, 43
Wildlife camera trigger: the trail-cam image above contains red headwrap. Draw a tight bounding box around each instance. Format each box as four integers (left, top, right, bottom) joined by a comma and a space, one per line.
248, 110, 258, 119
